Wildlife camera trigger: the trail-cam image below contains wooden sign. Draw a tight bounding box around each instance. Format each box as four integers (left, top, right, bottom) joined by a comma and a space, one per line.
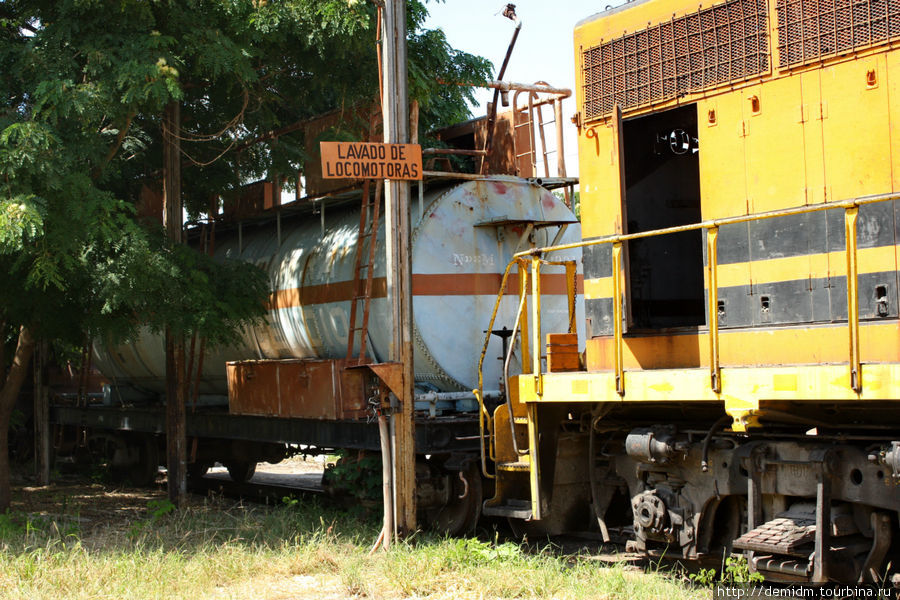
320, 141, 422, 180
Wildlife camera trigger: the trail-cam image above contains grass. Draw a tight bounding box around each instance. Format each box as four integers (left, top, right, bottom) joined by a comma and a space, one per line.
0, 484, 707, 600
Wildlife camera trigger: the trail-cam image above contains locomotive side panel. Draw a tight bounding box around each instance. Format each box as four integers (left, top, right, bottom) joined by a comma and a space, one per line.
485, 0, 900, 584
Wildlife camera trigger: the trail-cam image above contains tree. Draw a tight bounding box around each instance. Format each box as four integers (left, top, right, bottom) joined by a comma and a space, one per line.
0, 0, 490, 512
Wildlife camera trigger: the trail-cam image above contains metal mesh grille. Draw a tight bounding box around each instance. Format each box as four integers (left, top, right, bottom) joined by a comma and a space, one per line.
581, 0, 770, 121
776, 0, 900, 68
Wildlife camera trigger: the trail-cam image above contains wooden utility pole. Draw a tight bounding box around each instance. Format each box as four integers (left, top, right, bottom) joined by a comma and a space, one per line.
382, 0, 416, 536
162, 101, 187, 506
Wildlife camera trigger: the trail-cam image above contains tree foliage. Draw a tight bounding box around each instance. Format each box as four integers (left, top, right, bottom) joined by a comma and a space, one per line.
0, 0, 492, 511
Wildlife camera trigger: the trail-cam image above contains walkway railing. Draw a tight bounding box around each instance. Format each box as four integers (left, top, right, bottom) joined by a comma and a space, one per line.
474, 192, 900, 478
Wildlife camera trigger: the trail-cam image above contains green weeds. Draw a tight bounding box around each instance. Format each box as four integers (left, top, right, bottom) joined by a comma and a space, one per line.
1, 490, 705, 600
689, 555, 765, 588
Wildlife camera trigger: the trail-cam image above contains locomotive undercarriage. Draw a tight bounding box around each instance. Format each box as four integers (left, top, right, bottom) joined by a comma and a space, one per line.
502, 404, 900, 584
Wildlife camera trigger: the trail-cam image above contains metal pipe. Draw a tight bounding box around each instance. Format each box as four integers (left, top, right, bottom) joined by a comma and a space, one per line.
554, 98, 567, 179
845, 206, 861, 392
482, 5, 522, 173
422, 148, 487, 156
612, 242, 624, 396
474, 257, 520, 480
418, 181, 424, 220
503, 266, 531, 456
706, 227, 721, 393
531, 255, 542, 395
526, 91, 537, 176
588, 413, 611, 543
700, 415, 732, 473
414, 391, 501, 402
452, 79, 572, 97
518, 258, 531, 374
534, 97, 549, 177
422, 170, 577, 184
377, 413, 393, 550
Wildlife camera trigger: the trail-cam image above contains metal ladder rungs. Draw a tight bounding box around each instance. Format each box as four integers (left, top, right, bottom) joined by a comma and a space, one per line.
497, 459, 531, 472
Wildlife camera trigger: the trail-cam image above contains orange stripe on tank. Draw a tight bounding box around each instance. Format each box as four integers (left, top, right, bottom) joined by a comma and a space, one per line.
267, 273, 584, 309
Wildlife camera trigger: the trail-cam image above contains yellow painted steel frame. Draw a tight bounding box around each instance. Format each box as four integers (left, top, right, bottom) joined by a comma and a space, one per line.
612, 242, 625, 395
706, 227, 721, 394
527, 401, 542, 520
474, 256, 579, 478
845, 207, 861, 392
477, 193, 900, 432
531, 255, 542, 396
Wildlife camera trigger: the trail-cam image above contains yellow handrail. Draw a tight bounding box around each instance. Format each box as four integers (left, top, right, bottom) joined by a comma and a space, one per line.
475, 256, 581, 473
612, 242, 624, 395
845, 207, 861, 392
476, 192, 899, 404
706, 227, 721, 393
474, 258, 519, 480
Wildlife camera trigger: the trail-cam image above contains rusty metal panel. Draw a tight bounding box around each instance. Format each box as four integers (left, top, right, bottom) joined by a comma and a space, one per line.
288, 360, 340, 419
581, 0, 770, 120
222, 180, 281, 221
227, 361, 282, 416
339, 367, 370, 417
433, 111, 532, 176
227, 359, 369, 420
303, 106, 380, 198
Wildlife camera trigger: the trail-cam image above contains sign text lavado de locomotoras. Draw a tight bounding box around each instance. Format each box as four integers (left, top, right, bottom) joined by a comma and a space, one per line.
320, 141, 423, 180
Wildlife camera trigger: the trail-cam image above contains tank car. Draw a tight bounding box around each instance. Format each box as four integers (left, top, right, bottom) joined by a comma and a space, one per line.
478, 0, 900, 584
52, 172, 581, 534
96, 177, 582, 399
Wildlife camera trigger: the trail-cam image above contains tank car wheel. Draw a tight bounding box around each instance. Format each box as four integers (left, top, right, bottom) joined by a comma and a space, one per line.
428, 463, 483, 536
225, 461, 257, 483
187, 461, 212, 480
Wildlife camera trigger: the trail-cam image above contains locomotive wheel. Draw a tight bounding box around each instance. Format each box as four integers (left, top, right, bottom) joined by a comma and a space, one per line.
428, 463, 482, 536
225, 460, 257, 483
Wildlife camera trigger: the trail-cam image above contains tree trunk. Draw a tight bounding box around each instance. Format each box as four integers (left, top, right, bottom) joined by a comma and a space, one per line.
162, 100, 186, 507
0, 326, 36, 513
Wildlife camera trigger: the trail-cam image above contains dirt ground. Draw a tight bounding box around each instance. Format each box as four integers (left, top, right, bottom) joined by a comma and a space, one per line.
9, 456, 326, 544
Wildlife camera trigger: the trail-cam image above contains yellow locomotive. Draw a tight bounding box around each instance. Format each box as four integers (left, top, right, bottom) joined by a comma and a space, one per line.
477, 0, 900, 584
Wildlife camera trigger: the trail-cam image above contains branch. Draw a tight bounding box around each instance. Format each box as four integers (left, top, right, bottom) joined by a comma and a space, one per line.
91, 112, 134, 180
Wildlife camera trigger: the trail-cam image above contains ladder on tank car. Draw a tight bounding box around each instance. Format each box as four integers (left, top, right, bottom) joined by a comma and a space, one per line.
512, 82, 558, 179
346, 180, 382, 362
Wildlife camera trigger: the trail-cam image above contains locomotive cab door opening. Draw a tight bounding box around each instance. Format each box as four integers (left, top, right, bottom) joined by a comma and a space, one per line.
622, 104, 704, 330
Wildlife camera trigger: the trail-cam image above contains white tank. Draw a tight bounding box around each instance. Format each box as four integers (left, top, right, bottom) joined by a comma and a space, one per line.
95, 177, 583, 397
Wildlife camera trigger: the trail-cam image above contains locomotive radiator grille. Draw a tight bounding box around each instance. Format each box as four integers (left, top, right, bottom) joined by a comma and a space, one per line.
776, 0, 900, 68
581, 0, 770, 121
